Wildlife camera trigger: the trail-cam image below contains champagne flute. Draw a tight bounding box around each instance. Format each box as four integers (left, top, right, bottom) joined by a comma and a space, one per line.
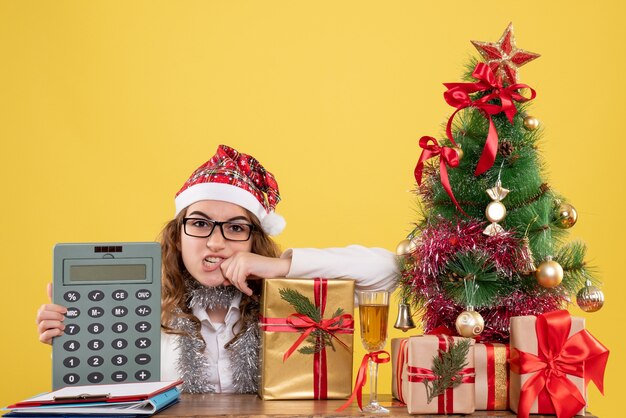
357, 290, 390, 414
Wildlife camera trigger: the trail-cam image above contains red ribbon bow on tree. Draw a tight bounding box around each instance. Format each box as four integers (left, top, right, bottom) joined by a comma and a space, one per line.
414, 136, 466, 216
443, 62, 536, 176
509, 310, 609, 418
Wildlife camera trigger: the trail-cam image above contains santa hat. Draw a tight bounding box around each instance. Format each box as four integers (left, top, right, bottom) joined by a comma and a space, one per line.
175, 145, 286, 236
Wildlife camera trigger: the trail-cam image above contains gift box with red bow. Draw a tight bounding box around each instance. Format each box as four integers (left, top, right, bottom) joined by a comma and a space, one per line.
509, 310, 609, 418
258, 278, 355, 400
399, 335, 476, 414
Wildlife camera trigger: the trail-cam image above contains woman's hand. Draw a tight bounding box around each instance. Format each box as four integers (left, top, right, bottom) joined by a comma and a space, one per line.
36, 283, 67, 344
220, 253, 291, 296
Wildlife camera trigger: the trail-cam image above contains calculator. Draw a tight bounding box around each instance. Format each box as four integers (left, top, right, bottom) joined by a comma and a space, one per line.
52, 242, 162, 389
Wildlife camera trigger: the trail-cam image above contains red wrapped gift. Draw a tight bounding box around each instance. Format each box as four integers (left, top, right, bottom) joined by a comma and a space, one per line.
401, 335, 476, 414
509, 310, 609, 418
474, 342, 509, 410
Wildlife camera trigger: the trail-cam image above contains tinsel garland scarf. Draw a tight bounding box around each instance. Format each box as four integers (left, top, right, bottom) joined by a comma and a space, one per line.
171, 280, 260, 394
400, 217, 567, 342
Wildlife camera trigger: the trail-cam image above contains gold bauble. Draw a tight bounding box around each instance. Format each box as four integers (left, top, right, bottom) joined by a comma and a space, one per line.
485, 201, 507, 223
576, 281, 605, 312
523, 116, 540, 131
455, 310, 484, 337
396, 239, 412, 255
535, 258, 564, 288
556, 202, 578, 229
453, 147, 464, 161
396, 238, 418, 255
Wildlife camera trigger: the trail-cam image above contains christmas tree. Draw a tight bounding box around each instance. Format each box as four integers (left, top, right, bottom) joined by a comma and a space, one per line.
397, 23, 605, 343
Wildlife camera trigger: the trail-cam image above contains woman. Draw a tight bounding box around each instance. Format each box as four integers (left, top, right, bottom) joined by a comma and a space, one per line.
37, 144, 397, 393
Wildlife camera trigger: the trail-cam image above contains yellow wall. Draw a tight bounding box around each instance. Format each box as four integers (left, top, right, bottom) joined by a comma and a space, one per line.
1, 1, 623, 415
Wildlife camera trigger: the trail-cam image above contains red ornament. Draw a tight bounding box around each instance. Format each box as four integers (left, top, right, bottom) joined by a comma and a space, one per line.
471, 23, 540, 85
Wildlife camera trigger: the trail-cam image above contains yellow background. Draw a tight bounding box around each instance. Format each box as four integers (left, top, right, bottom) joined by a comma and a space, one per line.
0, 1, 623, 415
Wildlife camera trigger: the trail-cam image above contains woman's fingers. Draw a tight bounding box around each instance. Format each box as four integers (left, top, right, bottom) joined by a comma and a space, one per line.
220, 256, 254, 296
39, 326, 64, 344
36, 304, 67, 323
36, 303, 67, 344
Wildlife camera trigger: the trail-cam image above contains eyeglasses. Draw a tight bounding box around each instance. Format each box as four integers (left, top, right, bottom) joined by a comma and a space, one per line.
182, 218, 255, 242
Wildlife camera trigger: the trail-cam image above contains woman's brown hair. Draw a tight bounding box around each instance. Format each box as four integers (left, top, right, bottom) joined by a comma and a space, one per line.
159, 207, 281, 337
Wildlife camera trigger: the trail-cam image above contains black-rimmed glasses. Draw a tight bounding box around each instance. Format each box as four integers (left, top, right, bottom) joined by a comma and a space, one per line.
182, 217, 255, 242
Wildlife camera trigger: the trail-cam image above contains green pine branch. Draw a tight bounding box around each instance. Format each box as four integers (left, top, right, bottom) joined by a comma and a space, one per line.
279, 287, 346, 355
279, 288, 321, 322
555, 241, 600, 292
424, 339, 472, 404
442, 251, 502, 307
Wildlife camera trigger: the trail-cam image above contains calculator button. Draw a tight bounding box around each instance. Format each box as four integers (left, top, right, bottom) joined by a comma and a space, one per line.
112, 306, 128, 317
135, 338, 151, 349
135, 354, 151, 365
63, 291, 80, 303
112, 290, 128, 301
135, 370, 151, 381
63, 340, 80, 352
88, 323, 104, 334
63, 373, 80, 385
87, 339, 104, 351
111, 355, 128, 366
87, 355, 104, 367
112, 338, 128, 350
135, 305, 152, 316
112, 322, 128, 333
88, 290, 105, 301
87, 372, 104, 384
88, 307, 105, 318
136, 289, 151, 300
135, 354, 152, 366
111, 371, 128, 382
63, 357, 80, 368
65, 324, 80, 335
135, 321, 151, 332
65, 307, 80, 319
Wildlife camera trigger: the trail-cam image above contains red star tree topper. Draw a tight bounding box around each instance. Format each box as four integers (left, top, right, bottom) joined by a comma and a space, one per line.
471, 22, 540, 85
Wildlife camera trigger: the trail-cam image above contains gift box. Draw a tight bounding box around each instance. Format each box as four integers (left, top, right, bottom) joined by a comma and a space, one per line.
474, 342, 509, 410
391, 337, 408, 402
401, 335, 476, 414
258, 278, 355, 400
509, 310, 609, 418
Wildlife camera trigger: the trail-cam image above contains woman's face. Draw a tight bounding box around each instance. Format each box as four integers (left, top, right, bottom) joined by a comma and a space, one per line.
180, 200, 254, 288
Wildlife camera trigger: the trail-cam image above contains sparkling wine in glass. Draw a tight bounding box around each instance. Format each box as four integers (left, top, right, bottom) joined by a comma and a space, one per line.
357, 290, 390, 413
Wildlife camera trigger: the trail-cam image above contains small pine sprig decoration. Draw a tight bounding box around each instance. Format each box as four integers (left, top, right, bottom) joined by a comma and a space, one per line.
279, 288, 345, 354
424, 339, 472, 404
443, 250, 500, 307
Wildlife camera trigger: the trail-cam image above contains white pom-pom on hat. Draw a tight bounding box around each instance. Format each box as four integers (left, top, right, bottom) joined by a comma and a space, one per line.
261, 211, 286, 236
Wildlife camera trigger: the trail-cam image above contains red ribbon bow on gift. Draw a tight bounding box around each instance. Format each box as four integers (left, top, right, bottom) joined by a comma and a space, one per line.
444, 62, 536, 176
282, 312, 354, 362
414, 136, 466, 216
336, 350, 390, 412
509, 310, 609, 418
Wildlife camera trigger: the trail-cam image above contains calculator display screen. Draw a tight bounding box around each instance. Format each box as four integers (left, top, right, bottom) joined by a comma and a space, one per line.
69, 264, 147, 282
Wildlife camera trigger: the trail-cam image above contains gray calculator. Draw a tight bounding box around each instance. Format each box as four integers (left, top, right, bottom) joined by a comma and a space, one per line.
52, 242, 161, 389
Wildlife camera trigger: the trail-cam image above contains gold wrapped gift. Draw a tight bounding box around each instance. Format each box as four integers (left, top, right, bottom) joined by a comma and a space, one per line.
258, 278, 354, 400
